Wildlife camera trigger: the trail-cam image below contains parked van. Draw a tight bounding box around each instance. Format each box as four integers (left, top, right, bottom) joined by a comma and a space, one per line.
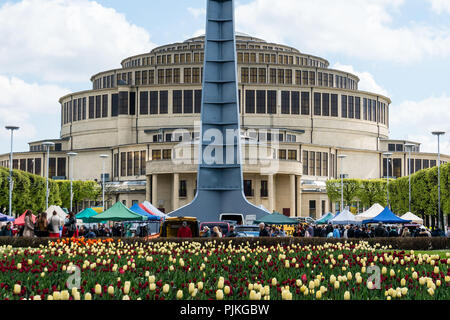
159, 217, 199, 238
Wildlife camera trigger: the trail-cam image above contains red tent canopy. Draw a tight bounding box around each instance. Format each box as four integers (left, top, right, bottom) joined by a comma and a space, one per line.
139, 203, 157, 216
14, 210, 37, 226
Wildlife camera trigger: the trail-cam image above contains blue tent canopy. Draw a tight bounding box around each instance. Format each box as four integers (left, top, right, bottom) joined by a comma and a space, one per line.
0, 213, 15, 222
362, 207, 411, 224
130, 204, 160, 221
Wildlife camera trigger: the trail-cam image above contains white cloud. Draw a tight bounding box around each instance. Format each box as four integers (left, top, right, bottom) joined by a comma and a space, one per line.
236, 0, 450, 64
389, 95, 450, 154
188, 7, 206, 19
332, 63, 389, 97
0, 75, 70, 152
0, 0, 157, 83
428, 0, 450, 14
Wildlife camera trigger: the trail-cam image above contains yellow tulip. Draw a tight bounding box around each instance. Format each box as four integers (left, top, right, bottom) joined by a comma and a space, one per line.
176, 290, 183, 300
427, 288, 434, 296
367, 282, 373, 290
149, 283, 156, 291
316, 290, 322, 299
13, 284, 21, 295
344, 291, 351, 300
390, 269, 395, 277
334, 281, 340, 289
61, 290, 70, 301
400, 279, 406, 287
412, 272, 418, 280
163, 284, 170, 294
53, 291, 61, 300
216, 289, 224, 300
47, 295, 54, 300
73, 292, 81, 301
84, 293, 92, 300
122, 295, 130, 300
107, 286, 114, 295
309, 281, 315, 290
387, 296, 391, 300
222, 286, 230, 295
197, 282, 204, 290
271, 278, 277, 286
95, 284, 102, 295
149, 275, 155, 284
434, 266, 439, 275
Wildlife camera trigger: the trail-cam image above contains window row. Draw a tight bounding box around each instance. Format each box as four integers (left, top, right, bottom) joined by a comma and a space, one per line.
63, 90, 389, 123
278, 149, 299, 161
113, 151, 147, 178
240, 68, 356, 89
123, 48, 326, 70
388, 143, 420, 153
0, 158, 43, 176
93, 74, 115, 90
63, 95, 110, 124
302, 151, 331, 177
95, 67, 354, 90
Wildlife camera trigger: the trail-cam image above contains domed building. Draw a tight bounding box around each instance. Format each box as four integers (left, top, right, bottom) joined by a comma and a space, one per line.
1, 33, 448, 216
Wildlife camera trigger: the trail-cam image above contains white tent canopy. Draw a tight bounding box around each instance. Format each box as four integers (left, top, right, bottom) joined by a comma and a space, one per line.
400, 212, 423, 225
46, 205, 67, 222
356, 203, 384, 221
142, 201, 166, 218
330, 209, 361, 225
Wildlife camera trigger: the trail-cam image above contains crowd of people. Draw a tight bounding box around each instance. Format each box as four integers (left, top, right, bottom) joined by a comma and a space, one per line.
261, 223, 449, 238
1, 210, 449, 239
0, 209, 156, 239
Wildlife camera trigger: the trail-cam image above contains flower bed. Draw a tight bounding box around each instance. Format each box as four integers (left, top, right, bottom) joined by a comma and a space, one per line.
0, 238, 448, 300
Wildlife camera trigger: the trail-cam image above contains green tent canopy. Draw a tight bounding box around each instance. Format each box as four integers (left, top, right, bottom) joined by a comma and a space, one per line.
76, 208, 99, 223
254, 212, 299, 225
315, 212, 335, 225
90, 202, 148, 222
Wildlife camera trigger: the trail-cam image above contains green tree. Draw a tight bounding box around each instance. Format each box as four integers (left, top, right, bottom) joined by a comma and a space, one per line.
357, 179, 387, 208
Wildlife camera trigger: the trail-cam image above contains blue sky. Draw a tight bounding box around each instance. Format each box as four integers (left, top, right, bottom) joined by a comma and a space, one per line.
0, 0, 449, 154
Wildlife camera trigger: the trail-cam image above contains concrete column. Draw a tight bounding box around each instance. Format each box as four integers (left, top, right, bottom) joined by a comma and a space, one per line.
296, 175, 302, 217
146, 175, 151, 201
152, 174, 158, 205
254, 175, 261, 206
173, 173, 180, 211
268, 174, 275, 213
290, 174, 296, 217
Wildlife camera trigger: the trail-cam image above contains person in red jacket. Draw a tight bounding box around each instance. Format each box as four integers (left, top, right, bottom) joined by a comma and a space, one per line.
177, 221, 192, 238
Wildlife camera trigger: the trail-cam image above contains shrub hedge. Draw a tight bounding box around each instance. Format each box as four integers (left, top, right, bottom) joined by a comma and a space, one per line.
0, 237, 448, 250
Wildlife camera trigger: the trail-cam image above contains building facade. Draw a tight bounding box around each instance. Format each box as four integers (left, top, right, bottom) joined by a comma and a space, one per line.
1, 34, 448, 217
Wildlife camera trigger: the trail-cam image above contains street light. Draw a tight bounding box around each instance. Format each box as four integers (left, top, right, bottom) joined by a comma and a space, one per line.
42, 141, 55, 210
337, 154, 347, 213
67, 152, 78, 212
100, 154, 109, 211
5, 126, 19, 217
383, 152, 393, 209
405, 143, 415, 213
432, 131, 445, 229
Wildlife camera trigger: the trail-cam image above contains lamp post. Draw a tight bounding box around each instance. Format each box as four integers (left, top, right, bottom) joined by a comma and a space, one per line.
337, 154, 347, 213
42, 142, 55, 210
5, 126, 19, 217
67, 152, 78, 212
100, 154, 109, 211
383, 152, 393, 209
405, 143, 415, 213
432, 131, 445, 229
